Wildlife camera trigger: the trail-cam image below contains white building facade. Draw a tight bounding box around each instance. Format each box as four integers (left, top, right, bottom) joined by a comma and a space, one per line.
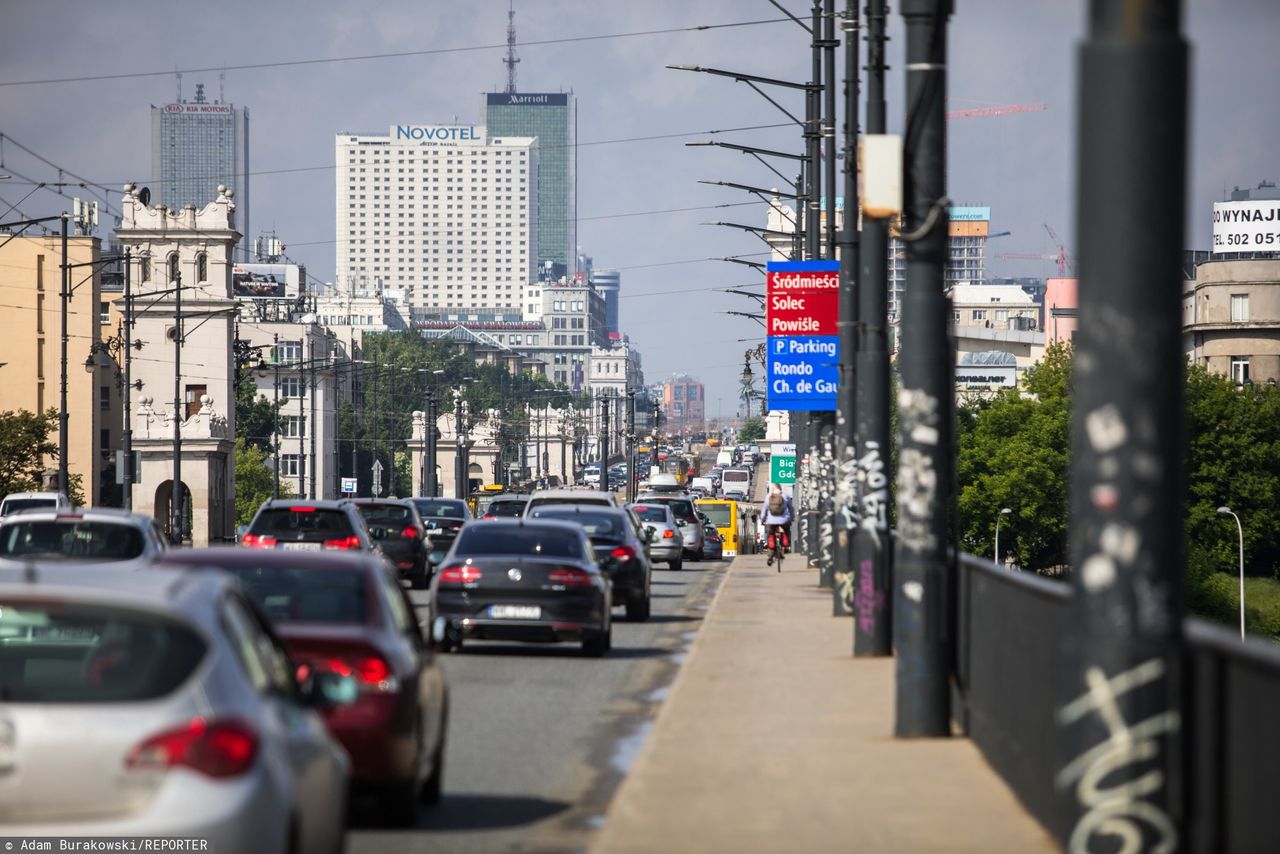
335, 125, 538, 316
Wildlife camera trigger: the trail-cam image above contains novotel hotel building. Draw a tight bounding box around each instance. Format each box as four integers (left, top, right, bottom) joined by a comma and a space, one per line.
335, 125, 538, 314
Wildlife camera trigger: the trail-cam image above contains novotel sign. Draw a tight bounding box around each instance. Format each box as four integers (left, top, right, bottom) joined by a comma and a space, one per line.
391, 125, 486, 145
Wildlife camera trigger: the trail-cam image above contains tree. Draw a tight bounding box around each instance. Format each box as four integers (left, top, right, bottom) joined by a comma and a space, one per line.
0, 409, 59, 496
737, 417, 766, 443
235, 367, 279, 453
234, 437, 292, 527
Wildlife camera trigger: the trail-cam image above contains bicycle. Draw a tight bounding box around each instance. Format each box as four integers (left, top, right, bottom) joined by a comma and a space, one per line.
766, 524, 786, 572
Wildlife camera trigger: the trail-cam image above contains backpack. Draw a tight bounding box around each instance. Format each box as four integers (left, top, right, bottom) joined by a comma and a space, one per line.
768, 493, 785, 515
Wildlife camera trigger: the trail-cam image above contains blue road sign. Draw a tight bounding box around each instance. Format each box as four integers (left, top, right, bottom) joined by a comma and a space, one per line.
767, 335, 839, 411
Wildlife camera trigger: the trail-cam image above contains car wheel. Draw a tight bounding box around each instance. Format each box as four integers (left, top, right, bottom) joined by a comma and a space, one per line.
668, 558, 683, 571
626, 594, 651, 622
582, 620, 611, 657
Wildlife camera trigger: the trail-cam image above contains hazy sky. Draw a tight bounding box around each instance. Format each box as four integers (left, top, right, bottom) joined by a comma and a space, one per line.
2, 0, 1276, 411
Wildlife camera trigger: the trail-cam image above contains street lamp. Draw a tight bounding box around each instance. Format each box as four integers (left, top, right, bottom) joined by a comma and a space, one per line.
1217, 506, 1246, 640
994, 507, 1012, 568
741, 357, 756, 420
256, 334, 282, 499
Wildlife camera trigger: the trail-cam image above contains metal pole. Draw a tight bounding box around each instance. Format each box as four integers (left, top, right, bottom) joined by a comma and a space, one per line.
298, 348, 307, 499
626, 390, 637, 504
823, 0, 838, 260
455, 390, 465, 499
425, 389, 437, 497
852, 0, 892, 657
122, 249, 134, 511
309, 342, 317, 499
833, 0, 860, 616
1059, 1, 1187, 843
171, 270, 184, 544
892, 0, 952, 738
600, 396, 611, 482
1237, 514, 1245, 640
59, 213, 69, 498
271, 334, 280, 500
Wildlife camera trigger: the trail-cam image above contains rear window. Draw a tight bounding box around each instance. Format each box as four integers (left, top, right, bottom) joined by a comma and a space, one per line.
251, 508, 354, 540
529, 509, 625, 538
723, 470, 751, 483
453, 526, 584, 559
411, 500, 469, 520
222, 566, 369, 625
0, 520, 145, 561
487, 500, 527, 518
0, 603, 205, 703
355, 504, 411, 525
1, 498, 59, 516
528, 496, 611, 510
630, 505, 670, 524
644, 497, 698, 522
699, 504, 733, 528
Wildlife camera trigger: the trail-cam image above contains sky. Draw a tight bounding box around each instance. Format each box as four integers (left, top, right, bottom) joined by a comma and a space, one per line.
1, 0, 1276, 413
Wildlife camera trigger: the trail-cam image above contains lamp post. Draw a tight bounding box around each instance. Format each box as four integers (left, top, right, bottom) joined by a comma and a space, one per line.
994, 507, 1012, 568
1218, 506, 1246, 640
58, 213, 70, 497
741, 358, 754, 420
422, 368, 444, 497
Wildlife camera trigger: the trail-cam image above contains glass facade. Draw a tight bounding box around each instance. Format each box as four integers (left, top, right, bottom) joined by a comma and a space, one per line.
484, 93, 576, 278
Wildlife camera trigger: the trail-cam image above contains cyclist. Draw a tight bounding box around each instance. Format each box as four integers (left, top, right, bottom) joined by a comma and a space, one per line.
760, 483, 794, 569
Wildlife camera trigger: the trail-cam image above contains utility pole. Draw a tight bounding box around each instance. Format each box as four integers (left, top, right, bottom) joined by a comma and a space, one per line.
425, 387, 437, 497
297, 342, 307, 499
269, 334, 280, 500
626, 389, 637, 503
803, 1, 824, 583
893, 0, 953, 738
58, 213, 70, 498
1059, 2, 1188, 845
308, 338, 317, 499
600, 395, 611, 479
122, 249, 136, 510
171, 269, 184, 544
853, 0, 893, 656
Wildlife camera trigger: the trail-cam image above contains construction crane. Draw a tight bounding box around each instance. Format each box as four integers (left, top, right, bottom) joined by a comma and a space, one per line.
1042, 223, 1073, 276
996, 249, 1079, 271
946, 102, 1046, 120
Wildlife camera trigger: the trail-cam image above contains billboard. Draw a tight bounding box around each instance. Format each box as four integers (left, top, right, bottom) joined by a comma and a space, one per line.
232, 264, 302, 299
162, 103, 232, 115
486, 93, 569, 106
1212, 201, 1280, 254
949, 206, 991, 222
955, 365, 1017, 388
391, 125, 486, 146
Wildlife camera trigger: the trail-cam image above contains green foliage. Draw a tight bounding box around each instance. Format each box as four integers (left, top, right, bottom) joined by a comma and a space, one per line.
956, 343, 1072, 571
1194, 574, 1280, 639
0, 409, 59, 498
234, 437, 293, 527
235, 368, 280, 453
737, 417, 765, 443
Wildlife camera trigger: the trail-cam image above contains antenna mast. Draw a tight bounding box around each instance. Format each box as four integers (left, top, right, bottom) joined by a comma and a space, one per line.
504, 1, 520, 94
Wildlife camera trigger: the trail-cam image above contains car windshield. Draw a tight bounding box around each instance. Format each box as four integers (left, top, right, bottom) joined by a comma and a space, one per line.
355, 504, 411, 525
530, 509, 625, 538
250, 508, 354, 539
410, 500, 468, 519
699, 504, 733, 528
487, 500, 527, 517
2, 499, 58, 515
223, 566, 369, 625
0, 602, 206, 703
643, 497, 698, 522
453, 526, 583, 558
0, 521, 145, 560
630, 505, 670, 524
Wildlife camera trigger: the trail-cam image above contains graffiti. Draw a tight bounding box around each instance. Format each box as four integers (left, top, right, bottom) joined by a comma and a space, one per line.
896, 447, 937, 552
834, 567, 854, 615
854, 558, 883, 631
857, 442, 889, 546
835, 450, 860, 531
1057, 658, 1180, 854
817, 432, 836, 570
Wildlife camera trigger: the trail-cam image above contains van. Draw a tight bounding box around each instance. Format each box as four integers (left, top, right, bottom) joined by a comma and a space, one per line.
721, 467, 752, 498
0, 492, 71, 518
715, 450, 734, 468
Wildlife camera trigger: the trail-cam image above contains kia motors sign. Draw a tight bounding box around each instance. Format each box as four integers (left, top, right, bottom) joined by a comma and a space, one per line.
766, 261, 839, 412
163, 103, 232, 114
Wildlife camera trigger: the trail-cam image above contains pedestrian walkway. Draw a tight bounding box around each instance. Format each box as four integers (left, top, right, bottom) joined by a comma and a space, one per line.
591, 553, 1056, 854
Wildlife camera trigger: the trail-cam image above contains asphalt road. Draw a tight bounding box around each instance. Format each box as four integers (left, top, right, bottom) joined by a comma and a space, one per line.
345, 552, 730, 854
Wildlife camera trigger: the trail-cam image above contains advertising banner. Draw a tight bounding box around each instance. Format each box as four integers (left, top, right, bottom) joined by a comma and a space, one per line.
232, 264, 293, 299
1212, 201, 1280, 254
765, 261, 840, 412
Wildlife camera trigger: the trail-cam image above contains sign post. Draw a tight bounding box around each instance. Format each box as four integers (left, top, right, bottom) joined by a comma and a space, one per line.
769, 443, 797, 489
371, 459, 384, 498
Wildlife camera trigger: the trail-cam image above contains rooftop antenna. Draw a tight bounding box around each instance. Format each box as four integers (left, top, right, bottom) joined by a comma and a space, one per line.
504, 0, 520, 94
219, 70, 225, 104
176, 70, 182, 103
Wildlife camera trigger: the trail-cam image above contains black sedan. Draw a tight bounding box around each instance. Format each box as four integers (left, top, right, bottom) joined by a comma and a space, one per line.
432, 519, 612, 656
526, 504, 652, 622
354, 499, 429, 588
409, 498, 472, 570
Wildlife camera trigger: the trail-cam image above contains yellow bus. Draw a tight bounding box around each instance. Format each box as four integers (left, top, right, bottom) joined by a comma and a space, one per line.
696, 498, 755, 557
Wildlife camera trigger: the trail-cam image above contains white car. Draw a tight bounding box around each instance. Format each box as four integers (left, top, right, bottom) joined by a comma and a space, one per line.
0, 491, 71, 518
0, 507, 169, 570
0, 566, 351, 852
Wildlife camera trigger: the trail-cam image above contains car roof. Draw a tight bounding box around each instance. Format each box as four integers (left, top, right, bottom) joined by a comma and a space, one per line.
462, 517, 585, 534
159, 546, 384, 572
529, 489, 613, 500
0, 564, 231, 615
411, 497, 467, 505
0, 507, 156, 525
529, 503, 627, 516
259, 499, 353, 509
2, 492, 66, 501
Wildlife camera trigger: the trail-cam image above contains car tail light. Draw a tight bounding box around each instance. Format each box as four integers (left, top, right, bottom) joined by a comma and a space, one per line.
481, 513, 495, 520
322, 535, 362, 550
400, 525, 422, 539
548, 567, 594, 586
290, 506, 317, 513
241, 533, 277, 549
438, 564, 482, 585
610, 545, 637, 561
126, 718, 258, 778
297, 656, 397, 693
663, 530, 675, 539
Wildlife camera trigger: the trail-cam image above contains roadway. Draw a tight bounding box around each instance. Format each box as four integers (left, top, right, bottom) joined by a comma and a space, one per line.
345, 552, 731, 853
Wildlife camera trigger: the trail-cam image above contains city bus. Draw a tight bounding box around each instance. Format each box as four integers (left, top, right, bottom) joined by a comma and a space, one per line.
696, 498, 754, 557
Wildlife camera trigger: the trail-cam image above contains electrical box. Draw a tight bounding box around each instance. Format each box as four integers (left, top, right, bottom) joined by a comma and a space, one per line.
859, 134, 903, 219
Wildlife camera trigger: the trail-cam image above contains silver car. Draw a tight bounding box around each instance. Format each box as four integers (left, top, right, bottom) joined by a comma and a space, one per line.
628, 502, 685, 570
0, 507, 168, 569
635, 492, 705, 562
0, 566, 351, 852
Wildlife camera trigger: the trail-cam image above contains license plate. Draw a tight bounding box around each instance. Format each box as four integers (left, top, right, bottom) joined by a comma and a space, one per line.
281, 542, 322, 551
489, 605, 541, 620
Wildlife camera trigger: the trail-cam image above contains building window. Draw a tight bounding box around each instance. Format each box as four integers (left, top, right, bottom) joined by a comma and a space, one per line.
100, 301, 111, 324
276, 340, 303, 364
99, 385, 110, 410
184, 384, 206, 419
281, 455, 305, 478
1231, 294, 1249, 322
972, 309, 987, 321
140, 256, 151, 282
281, 376, 301, 398
197, 253, 208, 282
281, 415, 304, 438
168, 253, 179, 283
1230, 357, 1250, 385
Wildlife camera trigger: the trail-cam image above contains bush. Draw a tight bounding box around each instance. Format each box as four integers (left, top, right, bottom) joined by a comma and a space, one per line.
1189, 572, 1280, 640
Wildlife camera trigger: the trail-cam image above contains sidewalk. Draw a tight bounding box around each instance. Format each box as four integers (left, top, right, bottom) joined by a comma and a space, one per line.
591, 553, 1056, 854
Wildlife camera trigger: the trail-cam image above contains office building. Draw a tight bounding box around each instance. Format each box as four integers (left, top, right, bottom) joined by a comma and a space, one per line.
151, 83, 249, 261
335, 124, 538, 315
593, 269, 621, 336
1183, 257, 1280, 385
484, 93, 577, 279
662, 373, 706, 434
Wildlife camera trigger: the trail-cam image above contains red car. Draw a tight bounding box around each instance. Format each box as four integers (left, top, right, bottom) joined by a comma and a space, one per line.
160, 548, 449, 826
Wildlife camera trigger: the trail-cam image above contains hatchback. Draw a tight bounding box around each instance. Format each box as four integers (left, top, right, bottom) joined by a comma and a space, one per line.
0, 565, 351, 852
242, 499, 377, 554
408, 498, 472, 569
0, 507, 168, 569
353, 499, 429, 588
628, 502, 684, 570
635, 492, 705, 561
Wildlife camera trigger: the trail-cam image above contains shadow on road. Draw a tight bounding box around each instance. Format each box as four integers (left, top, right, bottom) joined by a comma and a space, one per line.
640, 613, 701, 623
451, 643, 671, 660
349, 792, 570, 831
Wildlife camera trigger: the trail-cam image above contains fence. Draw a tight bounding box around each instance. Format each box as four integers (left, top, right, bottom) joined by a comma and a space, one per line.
954, 553, 1280, 852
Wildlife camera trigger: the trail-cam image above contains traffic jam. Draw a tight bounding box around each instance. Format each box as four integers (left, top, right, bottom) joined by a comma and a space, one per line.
0, 440, 766, 850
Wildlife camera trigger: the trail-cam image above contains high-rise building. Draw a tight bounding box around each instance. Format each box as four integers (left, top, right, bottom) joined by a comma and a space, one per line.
335, 124, 538, 315
150, 83, 249, 260
484, 93, 577, 279
662, 373, 706, 434
593, 269, 621, 336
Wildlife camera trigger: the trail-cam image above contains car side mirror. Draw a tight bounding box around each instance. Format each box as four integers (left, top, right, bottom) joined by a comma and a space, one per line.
643, 526, 656, 542
299, 668, 358, 709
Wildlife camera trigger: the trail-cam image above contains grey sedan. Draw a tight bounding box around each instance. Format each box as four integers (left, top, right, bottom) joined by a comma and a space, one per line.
628, 502, 685, 570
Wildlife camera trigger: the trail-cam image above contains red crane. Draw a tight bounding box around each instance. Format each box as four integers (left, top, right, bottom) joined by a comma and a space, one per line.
1042, 223, 1073, 276
946, 101, 1046, 120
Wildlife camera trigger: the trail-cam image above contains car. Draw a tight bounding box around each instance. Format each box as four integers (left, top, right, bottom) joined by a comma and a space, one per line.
0, 507, 168, 569
581, 465, 602, 487
242, 499, 378, 554
628, 502, 684, 570
523, 489, 618, 515
432, 518, 612, 656
353, 499, 430, 588
702, 521, 725, 560
527, 504, 652, 621
480, 494, 531, 519
0, 491, 71, 518
0, 564, 351, 851
407, 497, 473, 570
159, 548, 449, 827
635, 491, 705, 561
